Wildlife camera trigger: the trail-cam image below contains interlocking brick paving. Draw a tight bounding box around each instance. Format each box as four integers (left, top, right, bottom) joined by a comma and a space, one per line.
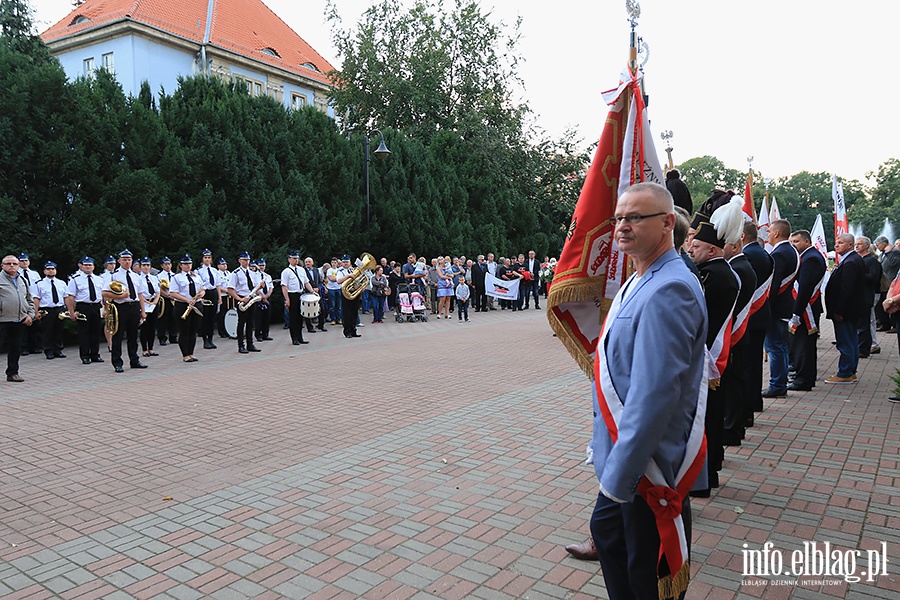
1, 308, 897, 598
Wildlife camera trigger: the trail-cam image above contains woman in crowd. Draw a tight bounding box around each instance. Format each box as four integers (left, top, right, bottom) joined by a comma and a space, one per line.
436, 257, 454, 319
387, 263, 404, 312
370, 265, 388, 323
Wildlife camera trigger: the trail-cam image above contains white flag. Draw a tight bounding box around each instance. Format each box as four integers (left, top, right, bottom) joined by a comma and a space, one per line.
769, 196, 781, 222
485, 272, 520, 300
758, 195, 771, 251
810, 214, 828, 260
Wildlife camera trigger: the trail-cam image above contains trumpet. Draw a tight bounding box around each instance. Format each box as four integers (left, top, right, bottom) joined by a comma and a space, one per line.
181, 290, 212, 320
238, 281, 265, 312
59, 310, 88, 321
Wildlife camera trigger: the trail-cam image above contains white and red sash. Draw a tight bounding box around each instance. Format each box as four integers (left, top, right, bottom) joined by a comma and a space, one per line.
594, 280, 707, 594
748, 270, 772, 318
773, 242, 800, 295
790, 280, 822, 335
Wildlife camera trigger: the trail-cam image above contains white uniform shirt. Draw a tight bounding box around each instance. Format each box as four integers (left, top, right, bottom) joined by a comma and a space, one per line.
217, 269, 231, 292
228, 267, 260, 296
259, 271, 274, 296
67, 272, 105, 304
18, 267, 40, 290
169, 271, 203, 301
104, 267, 147, 304
100, 268, 117, 288
142, 273, 162, 311
198, 264, 220, 291
31, 277, 69, 308
281, 265, 309, 293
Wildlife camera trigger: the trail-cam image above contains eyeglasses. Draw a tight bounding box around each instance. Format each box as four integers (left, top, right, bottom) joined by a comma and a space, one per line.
2, 262, 18, 266
610, 212, 667, 225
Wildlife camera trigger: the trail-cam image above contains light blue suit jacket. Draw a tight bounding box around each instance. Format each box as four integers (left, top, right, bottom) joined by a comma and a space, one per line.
591, 248, 708, 501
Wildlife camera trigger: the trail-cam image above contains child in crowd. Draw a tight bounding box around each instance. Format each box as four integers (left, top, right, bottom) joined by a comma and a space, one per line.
455, 277, 470, 322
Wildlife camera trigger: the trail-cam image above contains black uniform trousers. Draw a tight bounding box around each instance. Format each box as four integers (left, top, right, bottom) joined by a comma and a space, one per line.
158, 298, 178, 344
237, 303, 256, 349
287, 292, 306, 343
218, 295, 234, 337
41, 306, 65, 356
110, 302, 141, 368
140, 305, 158, 351
200, 289, 217, 342
75, 301, 103, 360
175, 302, 200, 357
254, 302, 270, 340
341, 294, 361, 337
722, 343, 749, 445
743, 326, 767, 413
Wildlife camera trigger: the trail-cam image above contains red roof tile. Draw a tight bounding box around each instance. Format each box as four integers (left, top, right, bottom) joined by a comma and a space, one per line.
41, 0, 334, 85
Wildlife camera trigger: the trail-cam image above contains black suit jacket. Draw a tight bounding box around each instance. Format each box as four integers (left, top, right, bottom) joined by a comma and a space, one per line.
825, 251, 865, 321
471, 262, 487, 287
698, 258, 740, 350
792, 247, 826, 317
742, 241, 774, 330
768, 240, 799, 320
305, 266, 321, 289
860, 253, 882, 308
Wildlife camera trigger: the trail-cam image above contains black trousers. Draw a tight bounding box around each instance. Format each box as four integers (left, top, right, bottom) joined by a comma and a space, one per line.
158, 298, 178, 343
743, 326, 767, 413
140, 306, 158, 351
789, 315, 819, 388
75, 301, 102, 359
341, 294, 361, 336
473, 285, 486, 311
287, 293, 305, 343
218, 295, 235, 336
110, 302, 141, 368
237, 304, 256, 348
722, 345, 748, 443
591, 492, 691, 600
176, 302, 200, 357
40, 306, 65, 355
0, 320, 25, 376
254, 302, 270, 339
201, 289, 217, 341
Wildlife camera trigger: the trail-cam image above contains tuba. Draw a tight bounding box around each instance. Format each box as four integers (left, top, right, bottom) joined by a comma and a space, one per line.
104, 280, 128, 335
341, 253, 376, 300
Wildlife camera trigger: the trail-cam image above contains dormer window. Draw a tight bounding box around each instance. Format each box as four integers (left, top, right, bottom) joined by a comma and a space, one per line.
71, 15, 90, 25
261, 47, 280, 58
301, 62, 320, 73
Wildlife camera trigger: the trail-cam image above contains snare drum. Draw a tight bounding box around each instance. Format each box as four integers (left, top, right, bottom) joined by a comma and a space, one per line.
224, 308, 239, 337
300, 293, 321, 319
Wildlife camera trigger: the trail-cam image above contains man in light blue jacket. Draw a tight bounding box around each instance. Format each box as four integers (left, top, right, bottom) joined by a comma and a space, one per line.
589, 183, 708, 600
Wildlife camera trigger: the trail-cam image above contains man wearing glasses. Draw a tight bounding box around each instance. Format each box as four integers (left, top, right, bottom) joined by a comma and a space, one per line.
0, 255, 35, 382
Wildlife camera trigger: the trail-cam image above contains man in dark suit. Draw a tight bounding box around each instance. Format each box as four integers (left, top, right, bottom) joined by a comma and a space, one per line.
304, 257, 327, 332
787, 230, 827, 391
723, 237, 756, 445
762, 219, 799, 397
825, 234, 865, 384
855, 237, 882, 358
741, 222, 774, 417
523, 250, 541, 309
471, 255, 487, 312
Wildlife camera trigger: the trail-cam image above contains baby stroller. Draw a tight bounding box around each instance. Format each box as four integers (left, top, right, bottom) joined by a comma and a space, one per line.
410, 288, 429, 322
396, 283, 415, 322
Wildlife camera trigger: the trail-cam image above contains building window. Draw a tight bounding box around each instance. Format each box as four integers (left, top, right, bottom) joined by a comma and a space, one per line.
101, 52, 114, 74
83, 57, 95, 77
236, 76, 265, 97
291, 93, 307, 110
261, 47, 281, 58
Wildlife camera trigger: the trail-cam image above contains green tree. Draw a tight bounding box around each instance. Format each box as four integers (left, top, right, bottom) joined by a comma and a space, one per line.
676, 155, 745, 210
0, 0, 50, 60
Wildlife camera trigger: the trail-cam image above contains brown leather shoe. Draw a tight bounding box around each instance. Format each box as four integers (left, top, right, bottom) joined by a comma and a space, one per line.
7, 374, 24, 382
564, 538, 598, 561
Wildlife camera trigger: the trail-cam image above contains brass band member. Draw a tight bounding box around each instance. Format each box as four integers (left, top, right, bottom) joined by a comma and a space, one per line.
254, 258, 274, 342
103, 249, 148, 373
31, 261, 68, 359
216, 257, 234, 338
139, 257, 161, 357
281, 250, 317, 345
156, 257, 178, 347
336, 254, 362, 338
65, 256, 105, 364
168, 255, 204, 363
227, 251, 261, 354
198, 249, 220, 350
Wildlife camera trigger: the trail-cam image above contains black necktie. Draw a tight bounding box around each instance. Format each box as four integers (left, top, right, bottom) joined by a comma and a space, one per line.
88, 276, 97, 302
51, 279, 59, 304
126, 271, 136, 300
245, 269, 253, 291
22, 271, 30, 286
189, 275, 196, 297
208, 267, 215, 289
147, 276, 155, 296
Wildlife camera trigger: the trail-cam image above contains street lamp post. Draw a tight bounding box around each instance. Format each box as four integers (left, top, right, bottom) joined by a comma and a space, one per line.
364, 129, 391, 228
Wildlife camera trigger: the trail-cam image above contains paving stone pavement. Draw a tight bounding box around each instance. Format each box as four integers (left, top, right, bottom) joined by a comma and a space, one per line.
1, 307, 898, 599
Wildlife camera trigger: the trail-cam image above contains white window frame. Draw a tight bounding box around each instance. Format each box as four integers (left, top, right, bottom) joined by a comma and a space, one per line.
290, 92, 307, 110
101, 52, 114, 74
83, 57, 95, 78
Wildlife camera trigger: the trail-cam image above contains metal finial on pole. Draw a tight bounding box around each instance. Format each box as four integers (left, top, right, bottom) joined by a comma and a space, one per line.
626, 0, 641, 70
661, 130, 674, 171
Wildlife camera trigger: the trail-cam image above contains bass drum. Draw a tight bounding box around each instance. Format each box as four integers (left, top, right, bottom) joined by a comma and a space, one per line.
300, 293, 321, 319
224, 308, 239, 338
